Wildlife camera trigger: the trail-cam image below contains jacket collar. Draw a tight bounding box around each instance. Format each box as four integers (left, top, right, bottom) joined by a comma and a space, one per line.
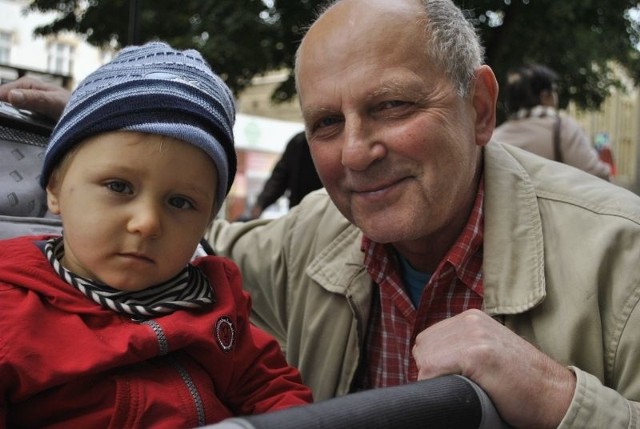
482, 141, 546, 315
306, 215, 373, 316
306, 223, 369, 288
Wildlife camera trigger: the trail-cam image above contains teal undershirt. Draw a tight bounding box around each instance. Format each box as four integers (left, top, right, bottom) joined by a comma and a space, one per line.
397, 253, 431, 308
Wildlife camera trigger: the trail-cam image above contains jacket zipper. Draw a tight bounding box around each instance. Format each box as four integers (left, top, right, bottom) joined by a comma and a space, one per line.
169, 357, 207, 426
142, 319, 206, 426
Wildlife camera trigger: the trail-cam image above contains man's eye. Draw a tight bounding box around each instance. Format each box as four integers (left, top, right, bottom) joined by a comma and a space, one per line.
312, 115, 343, 132
168, 196, 195, 210
377, 100, 408, 111
105, 180, 132, 195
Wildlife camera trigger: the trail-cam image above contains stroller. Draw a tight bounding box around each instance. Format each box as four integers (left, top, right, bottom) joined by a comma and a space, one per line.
0, 100, 61, 239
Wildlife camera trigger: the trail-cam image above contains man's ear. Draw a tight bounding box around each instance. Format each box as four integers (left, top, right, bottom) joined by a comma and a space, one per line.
46, 174, 62, 215
471, 65, 499, 147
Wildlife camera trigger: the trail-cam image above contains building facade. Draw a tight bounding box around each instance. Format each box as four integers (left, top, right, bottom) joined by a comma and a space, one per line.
0, 0, 114, 88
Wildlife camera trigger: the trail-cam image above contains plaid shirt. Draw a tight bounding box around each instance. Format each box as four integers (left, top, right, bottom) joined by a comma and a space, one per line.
358, 181, 484, 389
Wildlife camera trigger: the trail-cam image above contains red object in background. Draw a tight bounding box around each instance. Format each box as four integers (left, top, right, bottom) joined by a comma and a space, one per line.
598, 146, 617, 177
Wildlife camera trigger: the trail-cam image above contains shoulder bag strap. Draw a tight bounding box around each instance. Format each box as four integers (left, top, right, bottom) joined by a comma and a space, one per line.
553, 114, 563, 163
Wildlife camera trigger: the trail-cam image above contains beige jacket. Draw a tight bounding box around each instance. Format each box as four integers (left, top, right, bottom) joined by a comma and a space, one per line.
492, 107, 611, 180
207, 141, 640, 428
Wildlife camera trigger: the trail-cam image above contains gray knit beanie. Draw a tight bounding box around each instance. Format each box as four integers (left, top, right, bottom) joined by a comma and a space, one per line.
41, 41, 236, 211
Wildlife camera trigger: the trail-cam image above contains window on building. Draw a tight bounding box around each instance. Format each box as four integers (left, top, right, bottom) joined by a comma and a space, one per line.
0, 31, 12, 64
47, 41, 74, 75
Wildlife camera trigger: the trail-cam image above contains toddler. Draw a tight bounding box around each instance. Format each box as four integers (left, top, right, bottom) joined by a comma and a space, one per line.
0, 42, 312, 428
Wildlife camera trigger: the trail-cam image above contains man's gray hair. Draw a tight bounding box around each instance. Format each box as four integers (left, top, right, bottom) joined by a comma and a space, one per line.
418, 0, 485, 98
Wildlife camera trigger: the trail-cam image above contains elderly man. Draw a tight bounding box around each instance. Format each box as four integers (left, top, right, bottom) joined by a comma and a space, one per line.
2, 1, 640, 427
208, 1, 640, 428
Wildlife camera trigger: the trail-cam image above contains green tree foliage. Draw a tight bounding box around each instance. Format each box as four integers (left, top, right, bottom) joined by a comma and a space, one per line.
464, 0, 640, 117
25, 0, 640, 116
27, 0, 307, 96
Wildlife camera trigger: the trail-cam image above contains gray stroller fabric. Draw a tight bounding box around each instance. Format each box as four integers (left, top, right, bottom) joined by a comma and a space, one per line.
0, 124, 50, 218
206, 375, 511, 429
0, 101, 61, 238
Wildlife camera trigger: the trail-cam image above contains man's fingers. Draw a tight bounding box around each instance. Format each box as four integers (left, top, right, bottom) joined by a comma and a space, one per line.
7, 89, 26, 107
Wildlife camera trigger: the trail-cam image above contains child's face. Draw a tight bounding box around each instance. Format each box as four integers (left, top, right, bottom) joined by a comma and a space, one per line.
46, 131, 218, 292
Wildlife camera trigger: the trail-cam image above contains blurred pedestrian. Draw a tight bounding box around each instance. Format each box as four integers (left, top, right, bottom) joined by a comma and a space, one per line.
249, 131, 322, 219
493, 64, 611, 180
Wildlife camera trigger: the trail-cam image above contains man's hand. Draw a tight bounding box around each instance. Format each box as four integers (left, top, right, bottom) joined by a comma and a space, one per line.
413, 309, 576, 429
0, 76, 70, 121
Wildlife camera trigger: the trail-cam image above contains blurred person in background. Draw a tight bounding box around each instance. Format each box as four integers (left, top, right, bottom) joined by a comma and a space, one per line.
249, 131, 322, 219
492, 63, 611, 180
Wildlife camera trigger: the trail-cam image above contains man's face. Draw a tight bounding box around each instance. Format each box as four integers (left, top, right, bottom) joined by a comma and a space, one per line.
46, 131, 217, 292
297, 0, 491, 260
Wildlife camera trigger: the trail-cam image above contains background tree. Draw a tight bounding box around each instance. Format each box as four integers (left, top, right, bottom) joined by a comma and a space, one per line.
465, 0, 640, 119
26, 0, 640, 118
26, 0, 323, 100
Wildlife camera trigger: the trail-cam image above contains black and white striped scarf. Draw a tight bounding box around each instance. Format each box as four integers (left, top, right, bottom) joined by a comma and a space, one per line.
43, 237, 214, 319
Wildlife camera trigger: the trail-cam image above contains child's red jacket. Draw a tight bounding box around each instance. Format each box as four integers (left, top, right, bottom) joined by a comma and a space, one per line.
0, 236, 312, 428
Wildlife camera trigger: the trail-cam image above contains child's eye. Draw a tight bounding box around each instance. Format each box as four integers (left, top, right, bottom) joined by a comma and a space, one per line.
105, 180, 132, 195
168, 196, 195, 210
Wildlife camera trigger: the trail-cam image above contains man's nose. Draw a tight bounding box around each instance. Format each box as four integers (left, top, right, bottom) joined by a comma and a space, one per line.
341, 117, 386, 171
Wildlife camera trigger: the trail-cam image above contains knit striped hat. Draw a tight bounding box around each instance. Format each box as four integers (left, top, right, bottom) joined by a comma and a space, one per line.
41, 41, 237, 211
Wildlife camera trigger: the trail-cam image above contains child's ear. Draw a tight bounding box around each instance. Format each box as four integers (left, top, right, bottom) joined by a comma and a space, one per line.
46, 173, 62, 215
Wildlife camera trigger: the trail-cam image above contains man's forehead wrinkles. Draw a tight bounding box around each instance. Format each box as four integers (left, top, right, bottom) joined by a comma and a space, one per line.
302, 105, 341, 127
369, 80, 415, 98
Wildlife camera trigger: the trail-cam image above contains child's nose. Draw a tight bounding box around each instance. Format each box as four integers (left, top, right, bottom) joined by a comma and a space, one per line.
127, 201, 162, 238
